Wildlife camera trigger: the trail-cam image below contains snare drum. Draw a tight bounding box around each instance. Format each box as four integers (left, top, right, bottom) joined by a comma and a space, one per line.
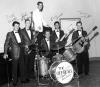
39, 56, 48, 76
63, 47, 76, 62
49, 60, 74, 84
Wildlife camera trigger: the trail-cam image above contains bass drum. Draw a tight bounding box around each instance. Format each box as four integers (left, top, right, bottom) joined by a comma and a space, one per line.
39, 56, 48, 76
49, 60, 74, 84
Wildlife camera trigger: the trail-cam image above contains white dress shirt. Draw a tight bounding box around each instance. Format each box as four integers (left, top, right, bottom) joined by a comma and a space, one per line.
78, 30, 82, 37
33, 9, 47, 32
26, 29, 31, 39
55, 30, 60, 40
14, 31, 21, 43
45, 38, 50, 50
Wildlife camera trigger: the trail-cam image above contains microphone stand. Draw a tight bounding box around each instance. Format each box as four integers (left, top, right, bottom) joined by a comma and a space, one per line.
35, 41, 48, 87
6, 58, 10, 87
5, 57, 12, 87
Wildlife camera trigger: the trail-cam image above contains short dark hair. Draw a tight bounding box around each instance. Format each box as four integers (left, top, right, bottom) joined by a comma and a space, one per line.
25, 19, 30, 23
44, 29, 50, 34
12, 21, 20, 26
54, 21, 60, 25
76, 21, 82, 26
37, 1, 43, 5
54, 21, 61, 29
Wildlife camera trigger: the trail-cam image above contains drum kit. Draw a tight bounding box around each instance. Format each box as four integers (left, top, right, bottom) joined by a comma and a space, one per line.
34, 42, 79, 86
34, 27, 98, 86
35, 26, 98, 85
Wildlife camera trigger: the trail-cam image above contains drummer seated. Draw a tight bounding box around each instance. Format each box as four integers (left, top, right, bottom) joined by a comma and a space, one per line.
41, 30, 54, 65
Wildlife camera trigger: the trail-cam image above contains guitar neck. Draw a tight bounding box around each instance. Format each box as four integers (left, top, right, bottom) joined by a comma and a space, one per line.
30, 11, 34, 29
87, 26, 97, 37
60, 29, 74, 41
86, 30, 94, 37
89, 32, 99, 42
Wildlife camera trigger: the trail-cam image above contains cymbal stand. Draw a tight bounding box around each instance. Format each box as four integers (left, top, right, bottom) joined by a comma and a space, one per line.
57, 44, 60, 54
73, 57, 80, 87
65, 39, 79, 79
73, 60, 79, 78
70, 53, 79, 86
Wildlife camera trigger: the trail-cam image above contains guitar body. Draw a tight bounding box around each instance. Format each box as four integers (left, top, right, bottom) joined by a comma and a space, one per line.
73, 37, 85, 53
72, 26, 98, 54
57, 29, 75, 47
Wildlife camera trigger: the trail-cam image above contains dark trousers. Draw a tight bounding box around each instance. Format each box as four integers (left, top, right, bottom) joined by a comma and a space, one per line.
76, 51, 89, 75
24, 51, 35, 79
11, 44, 25, 84
12, 52, 25, 84
12, 58, 25, 84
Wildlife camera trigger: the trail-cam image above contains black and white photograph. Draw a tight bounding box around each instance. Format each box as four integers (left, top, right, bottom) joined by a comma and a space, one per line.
0, 0, 100, 87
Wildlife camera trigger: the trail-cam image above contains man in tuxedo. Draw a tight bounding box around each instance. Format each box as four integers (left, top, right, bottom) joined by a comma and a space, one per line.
21, 19, 36, 80
51, 21, 66, 54
41, 30, 53, 66
3, 21, 25, 86
72, 21, 90, 76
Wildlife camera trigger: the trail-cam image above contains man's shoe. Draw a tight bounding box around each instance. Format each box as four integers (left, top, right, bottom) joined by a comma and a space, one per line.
26, 79, 30, 82
13, 83, 17, 87
21, 79, 30, 83
85, 73, 89, 76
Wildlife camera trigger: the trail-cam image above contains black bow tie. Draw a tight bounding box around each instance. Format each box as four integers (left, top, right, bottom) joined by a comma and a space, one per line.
46, 39, 49, 41
78, 30, 81, 31
56, 30, 59, 32
15, 32, 18, 33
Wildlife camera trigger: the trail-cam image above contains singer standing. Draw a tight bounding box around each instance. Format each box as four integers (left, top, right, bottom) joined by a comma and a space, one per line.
3, 21, 25, 86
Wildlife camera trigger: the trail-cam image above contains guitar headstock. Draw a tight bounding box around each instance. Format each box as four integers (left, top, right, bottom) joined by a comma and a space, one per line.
30, 11, 33, 14
69, 29, 75, 34
94, 32, 99, 37
89, 32, 99, 42
92, 26, 98, 31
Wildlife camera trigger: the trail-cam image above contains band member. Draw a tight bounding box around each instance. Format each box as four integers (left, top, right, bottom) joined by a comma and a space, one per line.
72, 21, 90, 76
33, 1, 48, 32
3, 21, 25, 86
41, 30, 53, 65
21, 19, 36, 80
33, 1, 50, 47
51, 21, 66, 54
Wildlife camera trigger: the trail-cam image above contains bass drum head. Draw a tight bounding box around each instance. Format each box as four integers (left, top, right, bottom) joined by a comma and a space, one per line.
49, 60, 74, 84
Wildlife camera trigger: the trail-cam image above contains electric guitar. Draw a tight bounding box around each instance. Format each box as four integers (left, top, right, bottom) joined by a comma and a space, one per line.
56, 29, 75, 47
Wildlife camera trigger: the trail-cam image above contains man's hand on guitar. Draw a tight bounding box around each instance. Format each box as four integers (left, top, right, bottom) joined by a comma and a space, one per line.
56, 38, 59, 42
84, 41, 88, 46
25, 45, 29, 51
3, 54, 8, 59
